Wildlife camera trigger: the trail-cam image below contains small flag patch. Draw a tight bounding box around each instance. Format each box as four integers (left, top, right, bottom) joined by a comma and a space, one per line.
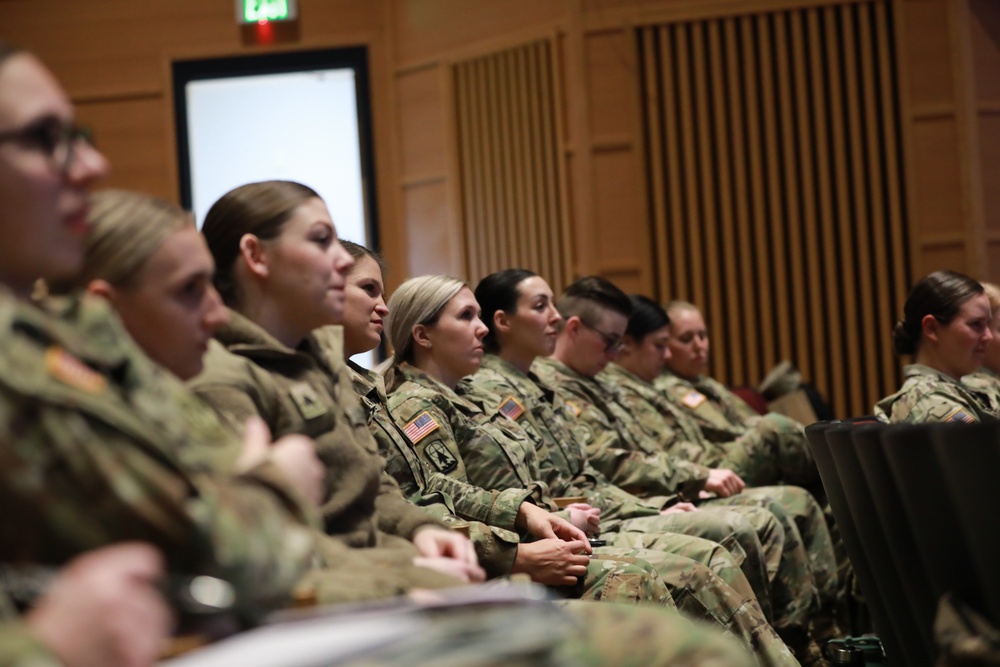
565, 401, 582, 417
45, 347, 106, 394
682, 390, 707, 409
403, 411, 440, 443
944, 407, 976, 424
499, 396, 525, 421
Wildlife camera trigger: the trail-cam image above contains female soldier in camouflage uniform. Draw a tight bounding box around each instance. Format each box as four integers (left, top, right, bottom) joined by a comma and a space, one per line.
656, 301, 818, 490
382, 274, 800, 666
876, 270, 1000, 423
962, 281, 1000, 401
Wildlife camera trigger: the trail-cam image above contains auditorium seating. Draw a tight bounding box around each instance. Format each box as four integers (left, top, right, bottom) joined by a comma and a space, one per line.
807, 419, 1000, 665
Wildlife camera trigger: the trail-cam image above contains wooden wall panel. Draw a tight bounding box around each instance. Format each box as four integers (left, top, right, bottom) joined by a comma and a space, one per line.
910, 118, 966, 236
397, 66, 448, 178
638, 1, 910, 418
451, 40, 571, 288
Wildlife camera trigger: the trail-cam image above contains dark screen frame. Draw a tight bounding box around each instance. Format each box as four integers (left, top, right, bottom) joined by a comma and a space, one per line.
171, 46, 380, 253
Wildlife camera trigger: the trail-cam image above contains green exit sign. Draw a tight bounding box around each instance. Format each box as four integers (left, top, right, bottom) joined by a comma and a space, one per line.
237, 0, 297, 23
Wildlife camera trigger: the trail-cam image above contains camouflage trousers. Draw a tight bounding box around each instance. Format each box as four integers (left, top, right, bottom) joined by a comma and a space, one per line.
559, 600, 758, 667
592, 546, 798, 667
714, 414, 820, 491
602, 507, 778, 623
573, 552, 673, 606
707, 485, 838, 638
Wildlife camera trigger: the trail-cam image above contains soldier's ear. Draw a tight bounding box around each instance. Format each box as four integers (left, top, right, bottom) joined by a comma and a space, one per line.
239, 234, 269, 279
412, 323, 432, 350
921, 313, 941, 343
565, 316, 582, 339
493, 309, 511, 335
85, 279, 117, 303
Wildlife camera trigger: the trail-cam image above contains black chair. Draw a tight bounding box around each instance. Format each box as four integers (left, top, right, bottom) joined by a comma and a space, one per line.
882, 423, 984, 625
852, 422, 940, 662
930, 421, 1000, 625
826, 423, 924, 667
805, 422, 905, 665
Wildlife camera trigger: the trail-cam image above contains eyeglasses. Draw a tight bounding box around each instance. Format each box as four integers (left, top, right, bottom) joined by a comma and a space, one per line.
579, 319, 624, 353
0, 117, 92, 173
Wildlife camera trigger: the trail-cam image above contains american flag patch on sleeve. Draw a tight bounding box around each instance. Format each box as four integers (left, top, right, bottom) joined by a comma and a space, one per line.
499, 396, 525, 421
944, 407, 976, 423
403, 411, 440, 443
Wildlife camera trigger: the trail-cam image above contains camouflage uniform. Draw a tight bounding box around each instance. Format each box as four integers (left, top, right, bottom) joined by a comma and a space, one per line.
601, 364, 840, 626
0, 292, 316, 615
385, 362, 798, 665
188, 311, 491, 601
652, 371, 818, 489
467, 353, 782, 620
537, 357, 837, 660
963, 367, 1000, 401
876, 364, 1000, 423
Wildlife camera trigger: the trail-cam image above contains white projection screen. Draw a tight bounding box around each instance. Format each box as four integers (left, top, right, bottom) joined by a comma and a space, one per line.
173, 48, 380, 367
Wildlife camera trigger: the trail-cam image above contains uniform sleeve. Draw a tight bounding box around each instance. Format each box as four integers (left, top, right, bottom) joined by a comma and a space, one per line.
571, 398, 708, 499
0, 401, 317, 618
372, 468, 447, 540
0, 623, 62, 667
908, 392, 982, 424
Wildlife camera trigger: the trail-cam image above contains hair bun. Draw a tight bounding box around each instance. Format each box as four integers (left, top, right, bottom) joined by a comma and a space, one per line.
892, 319, 916, 356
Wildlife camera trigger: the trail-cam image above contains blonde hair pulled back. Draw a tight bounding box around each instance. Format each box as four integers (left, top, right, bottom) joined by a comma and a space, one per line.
385, 275, 466, 364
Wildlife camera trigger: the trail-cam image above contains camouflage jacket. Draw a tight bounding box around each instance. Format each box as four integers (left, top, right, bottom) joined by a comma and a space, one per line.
962, 368, 1000, 406
532, 357, 710, 499
385, 363, 554, 510
189, 311, 444, 548
0, 291, 316, 610
466, 354, 664, 522
655, 372, 761, 440
602, 363, 727, 466
875, 364, 1000, 423
0, 625, 59, 667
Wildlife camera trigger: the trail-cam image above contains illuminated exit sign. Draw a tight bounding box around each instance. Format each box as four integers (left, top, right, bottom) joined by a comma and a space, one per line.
237, 0, 297, 23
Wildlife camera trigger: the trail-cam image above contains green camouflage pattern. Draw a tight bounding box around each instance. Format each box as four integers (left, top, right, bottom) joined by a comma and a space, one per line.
962, 367, 1000, 404
876, 364, 1000, 424
0, 291, 317, 614
598, 366, 838, 640
465, 355, 782, 620
390, 362, 771, 609
532, 357, 710, 498
343, 356, 526, 578
190, 312, 446, 546
612, 364, 818, 488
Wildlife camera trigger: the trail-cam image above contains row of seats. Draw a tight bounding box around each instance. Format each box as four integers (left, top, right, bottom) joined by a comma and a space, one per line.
805, 419, 1000, 667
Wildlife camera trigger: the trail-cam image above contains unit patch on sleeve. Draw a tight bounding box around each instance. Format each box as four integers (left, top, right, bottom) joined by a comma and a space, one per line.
498, 396, 525, 421
424, 441, 458, 472
403, 411, 440, 444
45, 347, 106, 394
682, 390, 707, 409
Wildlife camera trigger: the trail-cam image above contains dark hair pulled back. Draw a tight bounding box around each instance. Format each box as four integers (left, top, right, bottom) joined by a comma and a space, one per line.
474, 269, 538, 353
626, 295, 671, 340
893, 270, 984, 355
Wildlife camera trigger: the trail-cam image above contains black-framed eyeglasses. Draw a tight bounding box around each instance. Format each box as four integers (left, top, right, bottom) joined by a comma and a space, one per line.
579, 319, 624, 353
0, 117, 92, 173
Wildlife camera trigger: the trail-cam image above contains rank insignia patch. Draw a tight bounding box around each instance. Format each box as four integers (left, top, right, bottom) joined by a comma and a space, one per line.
290, 384, 326, 420
403, 411, 440, 444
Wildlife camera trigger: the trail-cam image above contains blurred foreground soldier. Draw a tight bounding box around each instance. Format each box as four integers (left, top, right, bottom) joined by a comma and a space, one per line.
0, 544, 171, 667
0, 42, 763, 666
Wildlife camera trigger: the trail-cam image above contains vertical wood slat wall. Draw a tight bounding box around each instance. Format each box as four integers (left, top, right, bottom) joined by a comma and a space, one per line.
639, 0, 909, 418
453, 40, 572, 291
